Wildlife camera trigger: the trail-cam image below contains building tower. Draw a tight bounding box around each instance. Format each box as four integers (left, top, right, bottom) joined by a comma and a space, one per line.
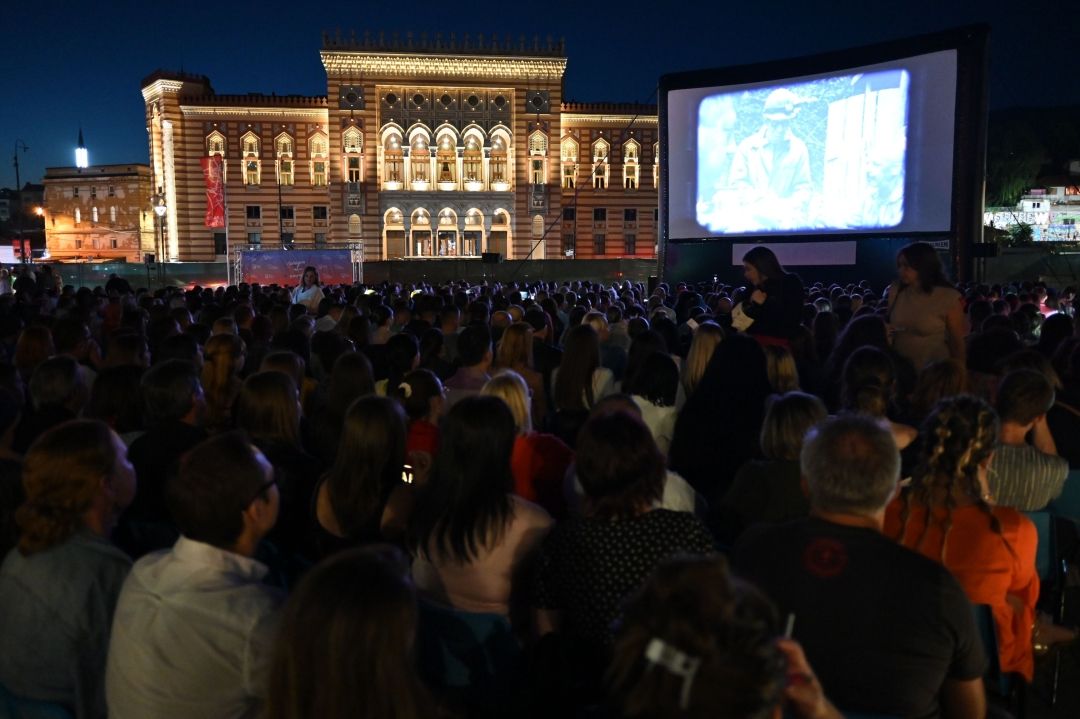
75, 128, 88, 169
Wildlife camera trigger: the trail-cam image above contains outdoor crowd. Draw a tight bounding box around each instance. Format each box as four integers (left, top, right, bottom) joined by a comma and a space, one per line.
0, 241, 1078, 719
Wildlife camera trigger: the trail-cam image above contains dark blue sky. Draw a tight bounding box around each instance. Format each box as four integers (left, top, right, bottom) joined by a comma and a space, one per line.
2, 0, 1073, 189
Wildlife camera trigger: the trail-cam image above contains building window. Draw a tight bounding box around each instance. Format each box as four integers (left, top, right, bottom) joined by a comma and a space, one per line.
207, 132, 226, 155
347, 197, 362, 207
594, 234, 605, 255
92, 207, 99, 223
111, 238, 118, 249
247, 232, 261, 246
72, 187, 79, 198
246, 205, 261, 220
624, 234, 636, 254
592, 138, 610, 189
463, 136, 482, 185
529, 130, 548, 185
110, 206, 117, 223
624, 208, 637, 222
108, 186, 115, 197
490, 134, 509, 186
90, 186, 97, 199
561, 136, 578, 189
348, 214, 362, 235
563, 233, 576, 256
593, 208, 607, 222
313, 206, 329, 221
347, 156, 362, 183
281, 232, 294, 246
623, 139, 640, 189
280, 206, 294, 220
532, 214, 545, 238
74, 208, 81, 224
654, 208, 659, 224
241, 132, 261, 185
310, 133, 329, 186
563, 207, 576, 221
279, 159, 293, 186
384, 131, 405, 186
314, 232, 327, 247
343, 128, 363, 154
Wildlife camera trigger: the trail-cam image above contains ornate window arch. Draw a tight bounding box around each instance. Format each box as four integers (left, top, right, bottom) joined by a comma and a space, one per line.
206, 131, 227, 182
462, 130, 485, 188
532, 214, 545, 237
276, 132, 294, 186
348, 213, 362, 235
592, 138, 610, 189
529, 130, 548, 185
309, 132, 328, 186
489, 127, 513, 190
622, 139, 640, 190
561, 136, 579, 189
343, 127, 363, 185
435, 127, 458, 188
240, 131, 261, 185
408, 126, 432, 187
381, 125, 405, 189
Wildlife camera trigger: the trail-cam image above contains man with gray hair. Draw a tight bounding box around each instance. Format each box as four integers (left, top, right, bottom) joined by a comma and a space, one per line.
734, 414, 986, 719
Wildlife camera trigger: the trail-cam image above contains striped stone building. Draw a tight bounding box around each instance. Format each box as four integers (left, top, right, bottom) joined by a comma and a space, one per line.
141, 32, 658, 264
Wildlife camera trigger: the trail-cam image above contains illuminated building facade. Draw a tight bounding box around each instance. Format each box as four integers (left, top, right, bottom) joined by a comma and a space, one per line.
42, 164, 155, 262
141, 32, 658, 263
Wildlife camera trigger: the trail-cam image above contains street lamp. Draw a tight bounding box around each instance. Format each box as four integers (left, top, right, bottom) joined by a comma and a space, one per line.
150, 191, 167, 262
13, 140, 29, 263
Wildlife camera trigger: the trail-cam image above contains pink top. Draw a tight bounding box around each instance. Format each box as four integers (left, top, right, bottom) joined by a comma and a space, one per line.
412, 495, 552, 616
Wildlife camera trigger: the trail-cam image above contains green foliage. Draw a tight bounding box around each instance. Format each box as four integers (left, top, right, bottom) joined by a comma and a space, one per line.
1008, 222, 1034, 246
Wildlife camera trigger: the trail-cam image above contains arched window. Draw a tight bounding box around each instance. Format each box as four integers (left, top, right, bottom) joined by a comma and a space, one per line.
382, 129, 404, 188
110, 206, 117, 223
532, 214, 545, 237
592, 138, 609, 190
463, 134, 483, 188
435, 131, 457, 187
206, 131, 227, 182
490, 130, 511, 190
348, 213, 362, 235
309, 132, 328, 186
384, 208, 404, 226
343, 127, 363, 184
276, 133, 294, 186
92, 207, 99, 223
529, 130, 548, 185
410, 131, 431, 187
561, 136, 579, 189
74, 208, 81, 224
623, 139, 640, 190
241, 131, 261, 186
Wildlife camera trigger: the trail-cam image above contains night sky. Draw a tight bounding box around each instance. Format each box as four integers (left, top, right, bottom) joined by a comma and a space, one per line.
2, 0, 1074, 188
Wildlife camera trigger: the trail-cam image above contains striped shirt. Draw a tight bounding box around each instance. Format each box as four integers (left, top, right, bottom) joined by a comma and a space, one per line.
988, 443, 1069, 511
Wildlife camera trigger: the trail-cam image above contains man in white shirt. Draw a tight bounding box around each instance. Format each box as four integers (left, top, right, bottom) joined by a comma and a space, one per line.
106, 432, 284, 719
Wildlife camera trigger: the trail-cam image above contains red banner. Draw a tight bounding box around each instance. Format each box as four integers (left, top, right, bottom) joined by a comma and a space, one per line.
201, 156, 225, 228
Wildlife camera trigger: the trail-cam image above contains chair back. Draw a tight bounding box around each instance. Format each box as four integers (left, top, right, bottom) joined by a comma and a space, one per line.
1049, 470, 1080, 523
1023, 510, 1055, 581
973, 603, 1027, 718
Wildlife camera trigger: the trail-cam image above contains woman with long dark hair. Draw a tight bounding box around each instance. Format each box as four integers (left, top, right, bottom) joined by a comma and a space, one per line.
738, 246, 805, 344
410, 395, 552, 619
264, 546, 437, 719
312, 396, 411, 555
291, 265, 324, 314
887, 242, 965, 370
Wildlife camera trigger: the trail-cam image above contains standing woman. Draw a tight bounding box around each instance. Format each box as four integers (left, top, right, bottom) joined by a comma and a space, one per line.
887, 242, 966, 371
739, 246, 805, 345
291, 266, 325, 315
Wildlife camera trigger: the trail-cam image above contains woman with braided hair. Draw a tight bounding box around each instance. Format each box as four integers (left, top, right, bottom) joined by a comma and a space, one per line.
883, 395, 1042, 680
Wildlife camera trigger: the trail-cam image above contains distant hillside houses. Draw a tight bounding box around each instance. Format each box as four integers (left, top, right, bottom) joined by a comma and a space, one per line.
984, 181, 1080, 241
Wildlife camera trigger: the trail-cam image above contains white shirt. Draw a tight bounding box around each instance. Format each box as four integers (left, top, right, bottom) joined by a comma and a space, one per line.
630, 395, 678, 456
567, 469, 700, 516
290, 284, 324, 313
105, 537, 284, 719
551, 366, 615, 408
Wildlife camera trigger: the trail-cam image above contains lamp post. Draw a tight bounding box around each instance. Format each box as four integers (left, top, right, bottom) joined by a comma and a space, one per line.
151, 191, 167, 286
13, 140, 29, 263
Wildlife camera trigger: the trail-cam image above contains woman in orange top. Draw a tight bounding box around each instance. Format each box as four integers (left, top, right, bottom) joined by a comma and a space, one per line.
883, 395, 1039, 680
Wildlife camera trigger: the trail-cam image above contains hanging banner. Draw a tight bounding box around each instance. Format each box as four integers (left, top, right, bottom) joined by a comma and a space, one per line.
201, 156, 225, 228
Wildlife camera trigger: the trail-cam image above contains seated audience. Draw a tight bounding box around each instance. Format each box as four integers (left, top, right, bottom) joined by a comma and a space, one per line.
737, 413, 986, 717
443, 323, 494, 406
624, 351, 680, 455
391, 368, 444, 485
13, 355, 89, 454
106, 432, 285, 719
411, 395, 552, 618
263, 546, 436, 719
482, 370, 573, 519
988, 369, 1069, 510
609, 555, 843, 719
0, 420, 135, 719
201, 333, 245, 433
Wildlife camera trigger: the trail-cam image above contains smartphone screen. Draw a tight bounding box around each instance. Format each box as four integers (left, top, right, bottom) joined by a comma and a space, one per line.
401, 464, 414, 484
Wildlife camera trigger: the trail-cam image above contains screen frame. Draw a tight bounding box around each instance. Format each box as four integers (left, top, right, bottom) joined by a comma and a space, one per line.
657, 25, 989, 284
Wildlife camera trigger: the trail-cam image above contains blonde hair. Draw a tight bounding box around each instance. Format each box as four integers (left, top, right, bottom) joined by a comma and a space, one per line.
681, 321, 724, 398
16, 420, 119, 555
495, 322, 535, 370
481, 370, 532, 434
764, 345, 801, 393
582, 311, 608, 335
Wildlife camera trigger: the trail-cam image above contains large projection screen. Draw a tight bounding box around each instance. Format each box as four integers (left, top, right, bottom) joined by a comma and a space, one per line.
658, 26, 990, 286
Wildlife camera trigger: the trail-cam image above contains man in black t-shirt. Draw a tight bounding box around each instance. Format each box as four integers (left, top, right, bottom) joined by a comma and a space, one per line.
734, 414, 985, 719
